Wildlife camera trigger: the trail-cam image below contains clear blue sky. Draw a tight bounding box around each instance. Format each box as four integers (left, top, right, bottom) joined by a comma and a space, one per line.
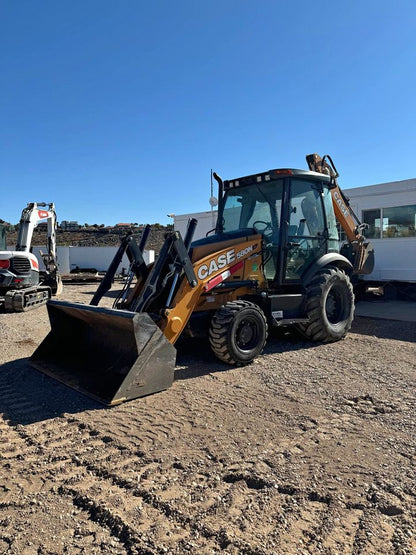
1, 0, 415, 225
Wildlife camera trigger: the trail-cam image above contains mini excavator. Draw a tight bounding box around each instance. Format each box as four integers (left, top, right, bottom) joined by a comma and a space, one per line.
0, 203, 62, 311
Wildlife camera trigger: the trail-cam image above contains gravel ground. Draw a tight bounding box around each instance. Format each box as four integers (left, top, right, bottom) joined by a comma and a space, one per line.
0, 284, 415, 555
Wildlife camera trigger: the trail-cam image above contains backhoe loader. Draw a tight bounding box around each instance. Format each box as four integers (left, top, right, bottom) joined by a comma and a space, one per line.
31, 154, 374, 405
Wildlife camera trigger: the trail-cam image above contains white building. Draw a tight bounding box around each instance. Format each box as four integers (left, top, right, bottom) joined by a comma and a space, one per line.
174, 209, 217, 240
174, 178, 416, 284
343, 178, 416, 283
60, 220, 80, 231
30, 246, 154, 275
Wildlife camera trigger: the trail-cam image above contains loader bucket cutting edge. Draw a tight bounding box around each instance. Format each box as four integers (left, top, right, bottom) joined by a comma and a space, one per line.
30, 300, 177, 405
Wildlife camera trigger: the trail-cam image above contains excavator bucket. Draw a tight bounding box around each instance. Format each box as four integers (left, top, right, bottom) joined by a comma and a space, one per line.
31, 300, 177, 405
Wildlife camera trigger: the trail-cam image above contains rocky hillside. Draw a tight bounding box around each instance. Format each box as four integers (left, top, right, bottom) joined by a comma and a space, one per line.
5, 225, 172, 255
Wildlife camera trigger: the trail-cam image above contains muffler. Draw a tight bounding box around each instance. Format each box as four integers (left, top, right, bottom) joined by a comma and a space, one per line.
31, 300, 176, 405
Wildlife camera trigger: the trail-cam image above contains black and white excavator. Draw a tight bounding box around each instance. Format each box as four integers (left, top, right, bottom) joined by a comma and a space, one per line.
0, 202, 63, 311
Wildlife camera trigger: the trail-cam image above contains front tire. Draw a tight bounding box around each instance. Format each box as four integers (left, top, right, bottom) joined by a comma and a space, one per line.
296, 268, 354, 342
209, 300, 268, 364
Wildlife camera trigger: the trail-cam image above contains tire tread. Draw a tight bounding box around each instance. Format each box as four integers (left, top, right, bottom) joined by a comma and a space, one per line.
209, 300, 268, 364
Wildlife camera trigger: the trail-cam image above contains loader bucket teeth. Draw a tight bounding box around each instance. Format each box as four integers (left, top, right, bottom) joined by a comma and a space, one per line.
30, 300, 176, 405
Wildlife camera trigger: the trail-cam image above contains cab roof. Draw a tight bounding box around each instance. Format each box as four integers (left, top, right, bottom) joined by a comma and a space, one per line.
224, 168, 331, 190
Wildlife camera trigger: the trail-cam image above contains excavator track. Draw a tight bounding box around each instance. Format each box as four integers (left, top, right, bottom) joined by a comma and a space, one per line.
4, 287, 51, 312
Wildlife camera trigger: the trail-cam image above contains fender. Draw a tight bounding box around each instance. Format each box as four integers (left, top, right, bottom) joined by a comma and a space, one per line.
302, 253, 353, 286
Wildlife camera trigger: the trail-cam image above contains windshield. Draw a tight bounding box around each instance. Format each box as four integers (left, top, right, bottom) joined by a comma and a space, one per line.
220, 181, 284, 235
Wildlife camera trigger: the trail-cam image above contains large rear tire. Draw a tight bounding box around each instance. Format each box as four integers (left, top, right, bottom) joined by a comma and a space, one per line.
296, 268, 354, 342
209, 300, 268, 364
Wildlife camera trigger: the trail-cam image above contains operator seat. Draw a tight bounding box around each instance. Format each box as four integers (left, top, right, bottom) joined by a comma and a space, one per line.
301, 194, 320, 236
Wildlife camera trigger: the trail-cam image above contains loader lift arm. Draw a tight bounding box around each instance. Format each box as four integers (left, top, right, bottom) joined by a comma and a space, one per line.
128, 225, 198, 314
31, 219, 262, 404
90, 225, 152, 306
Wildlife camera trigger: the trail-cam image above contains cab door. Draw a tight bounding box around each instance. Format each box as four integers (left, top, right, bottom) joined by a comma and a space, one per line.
284, 179, 327, 281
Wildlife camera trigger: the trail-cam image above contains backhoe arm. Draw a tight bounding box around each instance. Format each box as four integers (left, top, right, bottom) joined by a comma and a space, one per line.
306, 153, 374, 274
306, 154, 364, 242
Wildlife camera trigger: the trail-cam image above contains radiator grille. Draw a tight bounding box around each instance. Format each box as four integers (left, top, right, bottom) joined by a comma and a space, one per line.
10, 256, 31, 275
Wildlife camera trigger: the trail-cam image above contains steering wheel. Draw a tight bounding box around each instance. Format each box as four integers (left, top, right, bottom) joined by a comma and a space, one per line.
253, 220, 274, 243
253, 220, 272, 233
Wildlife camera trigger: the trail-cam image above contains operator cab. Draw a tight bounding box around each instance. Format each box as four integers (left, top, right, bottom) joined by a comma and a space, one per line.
216, 169, 340, 284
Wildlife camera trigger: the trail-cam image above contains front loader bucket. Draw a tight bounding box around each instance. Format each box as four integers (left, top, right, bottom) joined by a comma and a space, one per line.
31, 300, 177, 405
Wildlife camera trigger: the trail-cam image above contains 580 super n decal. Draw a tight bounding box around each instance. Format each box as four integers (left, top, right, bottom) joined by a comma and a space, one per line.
197, 243, 257, 281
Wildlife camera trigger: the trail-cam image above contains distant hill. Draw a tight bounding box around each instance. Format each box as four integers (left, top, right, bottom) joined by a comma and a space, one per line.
5, 225, 172, 255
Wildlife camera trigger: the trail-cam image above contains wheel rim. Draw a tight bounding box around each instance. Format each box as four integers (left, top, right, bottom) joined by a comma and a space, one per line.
235, 317, 260, 352
325, 283, 348, 324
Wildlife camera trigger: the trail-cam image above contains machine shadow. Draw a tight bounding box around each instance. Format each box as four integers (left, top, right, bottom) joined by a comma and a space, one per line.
0, 358, 102, 426
76, 288, 125, 299
351, 317, 416, 343
174, 329, 317, 381
5, 318, 407, 427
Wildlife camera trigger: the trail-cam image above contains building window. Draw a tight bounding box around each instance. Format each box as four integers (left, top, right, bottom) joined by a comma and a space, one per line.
362, 209, 381, 239
362, 205, 416, 239
382, 205, 416, 238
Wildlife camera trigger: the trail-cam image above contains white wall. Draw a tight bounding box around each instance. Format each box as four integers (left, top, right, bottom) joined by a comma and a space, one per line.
174, 210, 217, 241
344, 178, 416, 211
364, 239, 416, 281
345, 179, 416, 283
29, 246, 155, 275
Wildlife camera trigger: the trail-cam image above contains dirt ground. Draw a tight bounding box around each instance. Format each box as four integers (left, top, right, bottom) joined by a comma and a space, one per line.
0, 284, 415, 555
